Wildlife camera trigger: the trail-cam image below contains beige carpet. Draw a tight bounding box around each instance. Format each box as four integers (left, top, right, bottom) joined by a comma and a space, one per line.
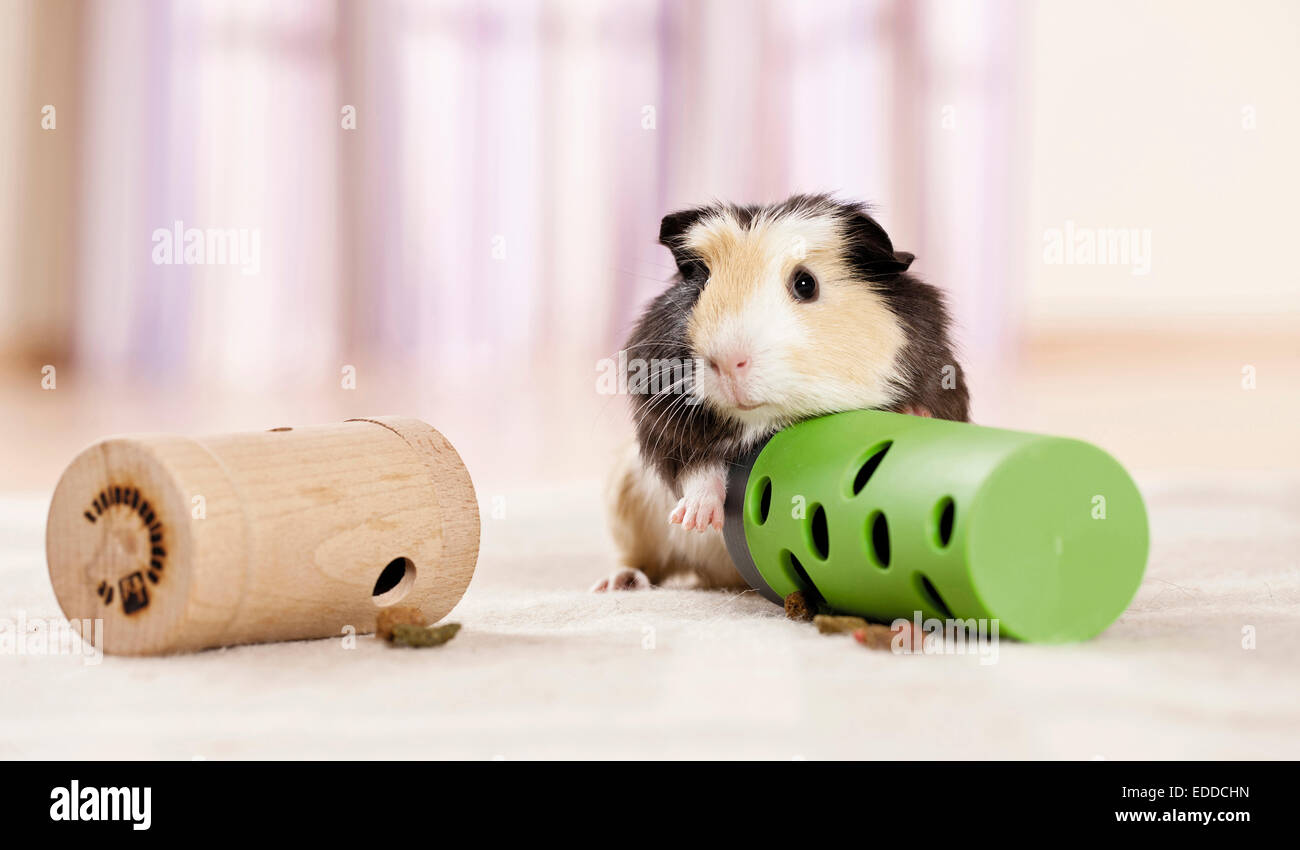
2, 472, 1298, 760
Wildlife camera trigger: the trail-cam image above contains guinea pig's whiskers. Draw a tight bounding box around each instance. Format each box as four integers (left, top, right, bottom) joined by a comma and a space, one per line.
616, 270, 682, 287
629, 373, 691, 414
642, 382, 692, 437
645, 387, 699, 465
631, 389, 680, 423
618, 340, 693, 352
633, 392, 697, 460
669, 394, 703, 462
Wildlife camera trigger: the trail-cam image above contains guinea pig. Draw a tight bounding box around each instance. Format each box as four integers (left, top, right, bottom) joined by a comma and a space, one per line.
592, 194, 969, 592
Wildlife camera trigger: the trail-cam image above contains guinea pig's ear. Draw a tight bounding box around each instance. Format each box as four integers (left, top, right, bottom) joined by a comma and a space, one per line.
658, 207, 708, 272
659, 209, 702, 246
844, 209, 915, 277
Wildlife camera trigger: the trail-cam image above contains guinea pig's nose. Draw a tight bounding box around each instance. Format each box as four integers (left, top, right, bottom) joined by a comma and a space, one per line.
708, 354, 751, 378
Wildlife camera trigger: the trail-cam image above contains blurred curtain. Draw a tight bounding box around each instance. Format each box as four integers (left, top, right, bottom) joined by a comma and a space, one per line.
73, 0, 341, 388
3, 0, 1022, 393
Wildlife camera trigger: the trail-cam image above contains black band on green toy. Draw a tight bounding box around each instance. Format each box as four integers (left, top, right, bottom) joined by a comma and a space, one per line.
722, 446, 781, 605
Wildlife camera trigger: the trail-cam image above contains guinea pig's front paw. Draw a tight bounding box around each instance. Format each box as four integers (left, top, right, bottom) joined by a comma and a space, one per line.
669, 464, 727, 532
669, 492, 725, 532
590, 568, 652, 592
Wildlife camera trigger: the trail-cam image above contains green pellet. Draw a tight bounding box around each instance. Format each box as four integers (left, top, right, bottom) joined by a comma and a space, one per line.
391, 622, 461, 648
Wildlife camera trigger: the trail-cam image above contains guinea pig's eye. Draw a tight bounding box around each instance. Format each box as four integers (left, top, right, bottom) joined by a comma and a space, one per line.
790, 268, 819, 302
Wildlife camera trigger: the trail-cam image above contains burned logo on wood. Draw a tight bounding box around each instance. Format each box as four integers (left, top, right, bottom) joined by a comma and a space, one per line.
84, 484, 166, 615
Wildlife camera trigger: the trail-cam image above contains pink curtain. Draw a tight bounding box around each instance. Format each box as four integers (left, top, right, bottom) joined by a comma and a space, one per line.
63, 0, 1022, 395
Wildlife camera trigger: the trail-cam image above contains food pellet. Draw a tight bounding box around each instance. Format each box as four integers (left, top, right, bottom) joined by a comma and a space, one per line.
814, 614, 870, 635
854, 621, 926, 653
376, 605, 426, 641
853, 624, 896, 651
391, 622, 462, 648
893, 620, 926, 653
784, 591, 815, 622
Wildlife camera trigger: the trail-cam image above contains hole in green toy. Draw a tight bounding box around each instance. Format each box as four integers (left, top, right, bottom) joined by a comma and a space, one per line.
751, 476, 773, 525
778, 549, 821, 599
915, 573, 954, 619
933, 497, 955, 548
850, 440, 892, 496
867, 511, 890, 568
809, 504, 829, 560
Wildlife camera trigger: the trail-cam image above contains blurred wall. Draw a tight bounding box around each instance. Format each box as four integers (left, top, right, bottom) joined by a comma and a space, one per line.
1025, 0, 1300, 330
0, 1, 85, 364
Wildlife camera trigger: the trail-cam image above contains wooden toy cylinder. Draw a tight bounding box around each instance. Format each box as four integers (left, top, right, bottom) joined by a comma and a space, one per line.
45, 417, 479, 655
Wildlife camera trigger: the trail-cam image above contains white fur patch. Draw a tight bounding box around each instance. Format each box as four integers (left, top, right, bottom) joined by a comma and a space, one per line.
683, 208, 907, 430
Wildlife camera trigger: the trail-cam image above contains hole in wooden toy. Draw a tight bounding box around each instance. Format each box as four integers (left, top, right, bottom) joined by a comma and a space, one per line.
268, 426, 292, 432
751, 476, 772, 525
867, 511, 890, 568
850, 440, 892, 496
916, 573, 954, 620
809, 504, 829, 560
933, 497, 955, 548
372, 557, 416, 606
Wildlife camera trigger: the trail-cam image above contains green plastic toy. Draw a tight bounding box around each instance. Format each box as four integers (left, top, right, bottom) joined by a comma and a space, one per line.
721, 410, 1148, 642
